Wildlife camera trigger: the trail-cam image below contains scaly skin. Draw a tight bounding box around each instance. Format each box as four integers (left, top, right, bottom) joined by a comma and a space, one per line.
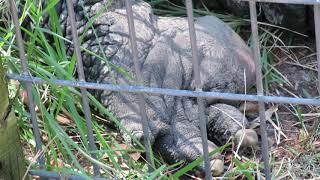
45, 0, 257, 175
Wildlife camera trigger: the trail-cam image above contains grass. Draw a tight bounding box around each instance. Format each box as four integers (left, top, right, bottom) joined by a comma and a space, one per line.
1, 0, 319, 179
147, 0, 248, 32
1, 0, 156, 178
0, 0, 227, 178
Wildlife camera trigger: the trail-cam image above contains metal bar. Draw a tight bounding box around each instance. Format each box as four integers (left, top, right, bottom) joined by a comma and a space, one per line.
241, 0, 320, 5
313, 3, 320, 137
65, 0, 100, 175
7, 0, 45, 166
8, 0, 319, 179
29, 170, 112, 180
315, 5, 320, 94
7, 73, 320, 106
249, 2, 271, 180
185, 0, 211, 179
124, 0, 153, 172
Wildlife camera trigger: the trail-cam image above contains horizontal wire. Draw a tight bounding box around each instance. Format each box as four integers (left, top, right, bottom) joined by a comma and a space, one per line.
29, 170, 112, 180
241, 0, 320, 5
7, 73, 320, 106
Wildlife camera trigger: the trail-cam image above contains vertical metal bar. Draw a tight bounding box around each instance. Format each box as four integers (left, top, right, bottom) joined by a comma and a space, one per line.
186, 0, 211, 179
65, 0, 100, 176
314, 5, 320, 93
124, 0, 153, 172
8, 0, 45, 166
248, 1, 271, 180
313, 4, 320, 134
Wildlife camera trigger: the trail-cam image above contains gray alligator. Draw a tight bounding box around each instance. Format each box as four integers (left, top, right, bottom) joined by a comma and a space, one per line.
45, 0, 258, 176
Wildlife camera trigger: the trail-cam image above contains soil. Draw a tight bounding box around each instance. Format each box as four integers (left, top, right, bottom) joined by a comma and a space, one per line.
258, 35, 320, 179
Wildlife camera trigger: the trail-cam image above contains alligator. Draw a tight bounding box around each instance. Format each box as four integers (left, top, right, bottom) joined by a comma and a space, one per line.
41, 0, 259, 176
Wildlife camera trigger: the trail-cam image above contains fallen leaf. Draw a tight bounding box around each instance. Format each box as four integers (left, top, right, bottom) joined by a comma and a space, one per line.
56, 114, 71, 124
42, 134, 48, 143
21, 90, 28, 105
50, 159, 64, 168
22, 90, 39, 112
128, 150, 141, 161
110, 144, 141, 163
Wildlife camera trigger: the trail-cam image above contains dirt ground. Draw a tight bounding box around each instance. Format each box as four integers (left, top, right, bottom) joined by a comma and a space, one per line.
255, 36, 320, 179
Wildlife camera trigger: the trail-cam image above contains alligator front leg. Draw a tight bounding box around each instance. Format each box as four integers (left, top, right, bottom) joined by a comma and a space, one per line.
154, 98, 225, 177
207, 103, 258, 149
155, 122, 224, 177
105, 92, 172, 147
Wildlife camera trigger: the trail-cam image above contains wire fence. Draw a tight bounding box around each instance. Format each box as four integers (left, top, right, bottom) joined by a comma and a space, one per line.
6, 0, 320, 179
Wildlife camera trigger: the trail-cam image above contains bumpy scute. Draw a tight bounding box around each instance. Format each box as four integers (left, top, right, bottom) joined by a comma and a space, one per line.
44, 0, 256, 176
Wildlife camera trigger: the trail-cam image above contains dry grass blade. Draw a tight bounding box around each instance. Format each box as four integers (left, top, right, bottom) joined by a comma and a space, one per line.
22, 136, 57, 180
251, 105, 288, 139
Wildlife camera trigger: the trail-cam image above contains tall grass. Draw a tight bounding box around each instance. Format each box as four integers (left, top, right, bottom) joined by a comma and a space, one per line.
1, 0, 308, 179
0, 0, 229, 178
0, 0, 162, 178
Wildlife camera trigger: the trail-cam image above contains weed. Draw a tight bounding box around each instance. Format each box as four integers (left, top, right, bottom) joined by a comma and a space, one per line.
1, 0, 319, 179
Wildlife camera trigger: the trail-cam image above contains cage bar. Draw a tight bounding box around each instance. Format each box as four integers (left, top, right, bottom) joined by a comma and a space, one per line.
186, 0, 212, 179
7, 0, 45, 166
242, 0, 320, 5
5, 0, 320, 179
314, 5, 320, 93
248, 1, 271, 179
29, 170, 112, 180
65, 0, 100, 175
6, 73, 320, 106
124, 0, 154, 172
313, 3, 320, 140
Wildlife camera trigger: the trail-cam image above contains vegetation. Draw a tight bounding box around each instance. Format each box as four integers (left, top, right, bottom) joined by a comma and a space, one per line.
0, 0, 319, 179
0, 61, 26, 180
